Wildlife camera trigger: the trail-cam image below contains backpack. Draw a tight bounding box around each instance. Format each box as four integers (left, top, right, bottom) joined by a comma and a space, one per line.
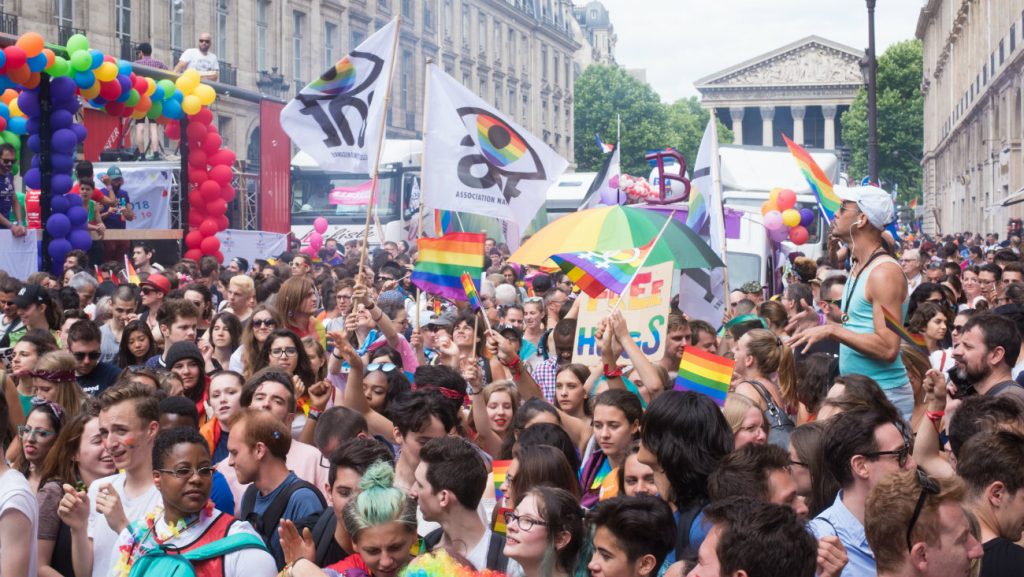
310, 509, 345, 566
126, 532, 267, 577
422, 527, 510, 572
746, 380, 795, 448
240, 479, 326, 566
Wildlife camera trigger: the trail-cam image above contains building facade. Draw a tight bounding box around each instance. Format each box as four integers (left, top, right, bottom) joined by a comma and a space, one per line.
918, 0, 1024, 235
11, 0, 578, 165
695, 36, 862, 157
571, 0, 614, 68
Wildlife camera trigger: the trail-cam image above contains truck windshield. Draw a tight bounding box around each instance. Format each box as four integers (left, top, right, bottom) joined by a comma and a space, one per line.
290, 171, 402, 224
727, 252, 762, 292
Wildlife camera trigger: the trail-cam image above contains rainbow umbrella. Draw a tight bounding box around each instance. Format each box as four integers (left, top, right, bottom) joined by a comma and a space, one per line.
509, 205, 723, 270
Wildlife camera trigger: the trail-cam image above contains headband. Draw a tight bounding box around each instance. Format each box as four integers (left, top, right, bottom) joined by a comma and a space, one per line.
29, 369, 78, 383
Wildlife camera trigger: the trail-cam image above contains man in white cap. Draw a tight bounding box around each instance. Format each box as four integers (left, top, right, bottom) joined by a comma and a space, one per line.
791, 185, 913, 420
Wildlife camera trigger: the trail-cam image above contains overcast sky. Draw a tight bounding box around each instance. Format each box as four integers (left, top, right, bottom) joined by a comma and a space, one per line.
595, 0, 925, 102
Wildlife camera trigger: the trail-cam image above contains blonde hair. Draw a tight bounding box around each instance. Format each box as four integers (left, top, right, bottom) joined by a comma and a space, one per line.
229, 275, 255, 296
723, 393, 762, 435
743, 329, 797, 408
33, 351, 85, 419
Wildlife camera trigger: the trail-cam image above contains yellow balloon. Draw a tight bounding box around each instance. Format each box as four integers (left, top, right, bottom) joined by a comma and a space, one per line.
181, 94, 202, 116
95, 62, 118, 82
769, 187, 782, 203
782, 208, 801, 228
145, 77, 156, 97
81, 82, 101, 100
131, 107, 148, 120
8, 100, 20, 117
175, 70, 200, 95
194, 84, 216, 106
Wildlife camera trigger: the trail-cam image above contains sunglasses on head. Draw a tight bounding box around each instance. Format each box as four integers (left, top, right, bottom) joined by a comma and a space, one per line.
366, 362, 397, 373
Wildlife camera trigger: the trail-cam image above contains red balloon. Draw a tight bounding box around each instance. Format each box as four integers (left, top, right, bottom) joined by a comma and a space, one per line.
133, 77, 147, 93
209, 149, 237, 167
789, 225, 809, 245
188, 150, 208, 168
206, 198, 227, 215
185, 230, 203, 250
165, 122, 181, 140
186, 121, 207, 142
777, 189, 797, 211
99, 80, 122, 101
103, 55, 117, 63
185, 249, 203, 262
216, 215, 230, 230
188, 189, 204, 206
200, 235, 221, 255
202, 133, 222, 155
188, 167, 208, 183
105, 101, 125, 116
199, 180, 221, 201
213, 250, 224, 264
209, 165, 232, 186
3, 46, 26, 70
220, 185, 235, 202
0, 117, 7, 132
199, 219, 219, 237
192, 108, 214, 126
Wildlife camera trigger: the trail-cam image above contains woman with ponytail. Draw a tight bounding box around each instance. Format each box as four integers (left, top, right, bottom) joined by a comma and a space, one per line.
730, 328, 797, 448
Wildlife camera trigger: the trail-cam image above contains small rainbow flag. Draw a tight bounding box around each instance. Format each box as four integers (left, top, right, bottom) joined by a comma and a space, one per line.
461, 272, 482, 311
123, 254, 140, 285
433, 298, 442, 317
94, 265, 104, 283
434, 209, 454, 236
492, 460, 511, 502
411, 232, 485, 302
909, 197, 918, 209
493, 506, 511, 534
783, 134, 841, 222
883, 307, 928, 353
674, 347, 735, 407
550, 240, 655, 298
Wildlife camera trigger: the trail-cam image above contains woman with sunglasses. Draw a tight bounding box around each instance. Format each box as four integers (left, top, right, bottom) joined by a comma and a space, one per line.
229, 304, 283, 377
16, 401, 66, 493
117, 319, 157, 369
334, 334, 411, 444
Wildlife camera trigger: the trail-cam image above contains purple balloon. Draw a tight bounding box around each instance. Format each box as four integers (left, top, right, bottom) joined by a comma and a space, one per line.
51, 128, 77, 154
25, 117, 40, 134
67, 205, 87, 227
51, 153, 73, 174
27, 134, 40, 154
50, 77, 76, 99
17, 90, 40, 118
116, 75, 132, 103
30, 155, 39, 169
64, 193, 82, 207
50, 194, 70, 214
70, 123, 87, 143
798, 208, 815, 228
769, 226, 790, 242
50, 109, 73, 130
46, 213, 71, 238
600, 187, 622, 205
764, 210, 784, 231
23, 168, 40, 190
47, 238, 72, 261
68, 228, 92, 251
51, 174, 73, 195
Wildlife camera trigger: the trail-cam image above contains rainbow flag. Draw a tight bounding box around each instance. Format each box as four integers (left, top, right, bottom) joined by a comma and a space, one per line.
493, 506, 510, 534
434, 209, 454, 236
549, 240, 655, 298
123, 254, 140, 285
411, 232, 485, 301
492, 460, 511, 502
461, 272, 482, 311
674, 347, 735, 407
883, 307, 928, 353
783, 134, 841, 222
909, 197, 918, 209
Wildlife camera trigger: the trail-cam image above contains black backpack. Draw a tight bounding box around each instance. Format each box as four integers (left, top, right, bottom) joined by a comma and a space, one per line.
422, 527, 510, 572
309, 509, 348, 567
240, 479, 326, 568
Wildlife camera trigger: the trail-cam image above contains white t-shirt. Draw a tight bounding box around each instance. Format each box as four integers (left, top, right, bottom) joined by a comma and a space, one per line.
179, 48, 219, 73
88, 473, 162, 577
0, 469, 38, 577
113, 510, 277, 577
465, 528, 493, 571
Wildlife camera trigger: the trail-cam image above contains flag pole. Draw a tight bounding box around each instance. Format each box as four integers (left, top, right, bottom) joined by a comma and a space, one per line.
710, 120, 730, 307
608, 210, 676, 315
418, 60, 434, 240
358, 15, 402, 276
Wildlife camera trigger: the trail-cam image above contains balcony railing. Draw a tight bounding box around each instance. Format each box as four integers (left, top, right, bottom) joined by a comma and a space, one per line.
119, 37, 141, 62
0, 12, 17, 36
219, 61, 237, 86
58, 26, 86, 46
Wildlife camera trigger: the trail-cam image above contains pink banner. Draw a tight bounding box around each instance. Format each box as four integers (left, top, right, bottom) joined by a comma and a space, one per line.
329, 181, 374, 205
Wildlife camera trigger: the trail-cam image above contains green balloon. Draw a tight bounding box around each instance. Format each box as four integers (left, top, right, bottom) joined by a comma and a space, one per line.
2, 131, 19, 148
126, 89, 140, 106
146, 101, 163, 119
157, 79, 176, 100
46, 56, 71, 77
66, 34, 89, 55
70, 50, 92, 72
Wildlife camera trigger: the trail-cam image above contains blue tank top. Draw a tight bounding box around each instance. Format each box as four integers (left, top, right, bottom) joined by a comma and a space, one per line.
839, 256, 909, 390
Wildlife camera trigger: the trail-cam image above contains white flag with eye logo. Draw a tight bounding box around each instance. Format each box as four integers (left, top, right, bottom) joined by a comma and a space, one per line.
422, 64, 568, 229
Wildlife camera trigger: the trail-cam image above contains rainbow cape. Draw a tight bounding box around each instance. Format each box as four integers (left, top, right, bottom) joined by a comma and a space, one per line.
549, 239, 655, 298
412, 232, 485, 301
674, 347, 735, 407
783, 134, 841, 222
883, 307, 928, 353
461, 272, 482, 311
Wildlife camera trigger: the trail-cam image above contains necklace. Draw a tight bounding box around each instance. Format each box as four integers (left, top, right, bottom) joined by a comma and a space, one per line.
842, 248, 888, 323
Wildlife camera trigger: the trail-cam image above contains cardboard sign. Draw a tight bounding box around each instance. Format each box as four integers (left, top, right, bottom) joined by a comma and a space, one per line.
573, 261, 673, 366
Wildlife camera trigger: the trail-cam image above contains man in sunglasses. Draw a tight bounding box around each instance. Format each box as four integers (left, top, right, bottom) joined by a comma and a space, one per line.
68, 319, 122, 397
809, 408, 916, 577
817, 274, 848, 325
173, 32, 219, 81
864, 470, 981, 577
0, 144, 25, 238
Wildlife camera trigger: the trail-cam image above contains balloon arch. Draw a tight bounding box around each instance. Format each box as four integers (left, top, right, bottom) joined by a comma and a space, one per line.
0, 31, 236, 268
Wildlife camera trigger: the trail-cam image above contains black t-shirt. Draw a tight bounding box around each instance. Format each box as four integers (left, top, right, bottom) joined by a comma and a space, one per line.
77, 362, 123, 397
981, 537, 1024, 577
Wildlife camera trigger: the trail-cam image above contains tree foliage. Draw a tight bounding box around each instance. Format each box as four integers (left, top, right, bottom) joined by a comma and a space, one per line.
840, 39, 923, 203
573, 66, 731, 177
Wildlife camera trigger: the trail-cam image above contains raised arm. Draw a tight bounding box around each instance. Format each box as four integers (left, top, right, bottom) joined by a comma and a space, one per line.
609, 310, 660, 404
337, 331, 395, 442
354, 277, 402, 350
912, 369, 955, 478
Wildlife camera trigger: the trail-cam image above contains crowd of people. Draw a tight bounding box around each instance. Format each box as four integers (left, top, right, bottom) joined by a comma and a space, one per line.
0, 184, 1019, 577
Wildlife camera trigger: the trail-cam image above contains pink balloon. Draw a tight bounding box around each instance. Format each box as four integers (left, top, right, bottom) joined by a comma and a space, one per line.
313, 217, 328, 234
764, 210, 784, 231
309, 232, 323, 250
776, 189, 797, 211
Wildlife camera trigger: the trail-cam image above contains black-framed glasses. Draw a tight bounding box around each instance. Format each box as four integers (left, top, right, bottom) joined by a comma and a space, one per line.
0, 158, 14, 165
863, 442, 912, 469
503, 511, 547, 532
157, 466, 215, 480
906, 468, 940, 552
270, 347, 298, 357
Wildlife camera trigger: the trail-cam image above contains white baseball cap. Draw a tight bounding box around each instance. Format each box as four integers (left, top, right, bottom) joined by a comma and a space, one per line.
835, 185, 895, 230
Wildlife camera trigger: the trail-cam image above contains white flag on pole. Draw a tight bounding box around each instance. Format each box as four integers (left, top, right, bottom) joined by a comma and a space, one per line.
679, 120, 728, 328
580, 143, 621, 209
422, 64, 568, 230
279, 18, 398, 173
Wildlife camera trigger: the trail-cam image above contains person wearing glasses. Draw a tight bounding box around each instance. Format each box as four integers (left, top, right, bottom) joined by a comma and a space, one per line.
0, 143, 26, 239
864, 469, 981, 577
68, 320, 122, 397
809, 408, 916, 577
173, 32, 219, 81
817, 275, 848, 326
503, 486, 584, 577
137, 273, 170, 349
110, 427, 275, 577
900, 249, 925, 293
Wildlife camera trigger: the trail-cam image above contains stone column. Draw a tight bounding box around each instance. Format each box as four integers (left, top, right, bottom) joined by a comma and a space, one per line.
823, 105, 837, 149
729, 107, 745, 145
760, 106, 775, 146
791, 105, 806, 145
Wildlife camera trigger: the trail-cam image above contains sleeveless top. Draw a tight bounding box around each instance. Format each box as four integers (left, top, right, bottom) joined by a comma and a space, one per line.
173, 511, 236, 577
839, 255, 909, 390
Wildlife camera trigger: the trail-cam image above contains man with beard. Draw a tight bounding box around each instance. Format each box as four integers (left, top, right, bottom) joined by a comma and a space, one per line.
951, 313, 1024, 402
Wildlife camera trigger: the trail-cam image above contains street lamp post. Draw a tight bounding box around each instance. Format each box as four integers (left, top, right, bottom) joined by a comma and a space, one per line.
866, 0, 879, 184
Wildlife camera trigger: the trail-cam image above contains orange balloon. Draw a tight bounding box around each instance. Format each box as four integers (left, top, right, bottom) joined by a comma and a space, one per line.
0, 90, 17, 105
42, 49, 55, 68
22, 72, 40, 90
15, 32, 44, 57
7, 65, 31, 85
80, 82, 101, 100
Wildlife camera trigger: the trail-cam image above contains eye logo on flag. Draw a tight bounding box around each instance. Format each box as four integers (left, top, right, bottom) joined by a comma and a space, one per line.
455, 107, 547, 203
310, 58, 359, 95
294, 52, 384, 149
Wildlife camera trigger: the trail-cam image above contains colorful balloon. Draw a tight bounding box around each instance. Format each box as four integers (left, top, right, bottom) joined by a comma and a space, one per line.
781, 208, 801, 228
789, 226, 809, 245
15, 32, 44, 57
764, 210, 783, 231
65, 34, 90, 55
776, 189, 797, 211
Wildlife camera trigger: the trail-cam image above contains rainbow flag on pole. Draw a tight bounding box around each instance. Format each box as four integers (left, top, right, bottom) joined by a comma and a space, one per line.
549, 239, 655, 298
674, 347, 735, 407
782, 134, 841, 222
434, 209, 454, 236
461, 272, 482, 311
124, 254, 140, 285
883, 307, 928, 353
412, 232, 485, 301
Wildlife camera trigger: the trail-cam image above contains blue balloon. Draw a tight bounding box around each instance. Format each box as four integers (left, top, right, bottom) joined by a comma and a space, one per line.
89, 97, 107, 107
27, 53, 48, 73
30, 156, 38, 169
171, 90, 183, 102
163, 98, 183, 120
46, 213, 71, 238
118, 60, 133, 77
0, 103, 8, 121
51, 153, 73, 174
73, 70, 95, 89
51, 128, 77, 154
152, 86, 165, 102
17, 91, 40, 119
50, 194, 70, 215
89, 50, 104, 70
69, 228, 92, 251
0, 50, 5, 69
51, 173, 72, 195
67, 205, 87, 227
23, 168, 40, 190
7, 117, 26, 135
70, 123, 87, 143
0, 76, 13, 91
26, 134, 39, 154
48, 238, 72, 261
50, 109, 73, 130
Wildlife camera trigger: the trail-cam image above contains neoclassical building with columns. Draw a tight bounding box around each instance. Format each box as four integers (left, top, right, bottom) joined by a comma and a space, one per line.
695, 36, 864, 156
